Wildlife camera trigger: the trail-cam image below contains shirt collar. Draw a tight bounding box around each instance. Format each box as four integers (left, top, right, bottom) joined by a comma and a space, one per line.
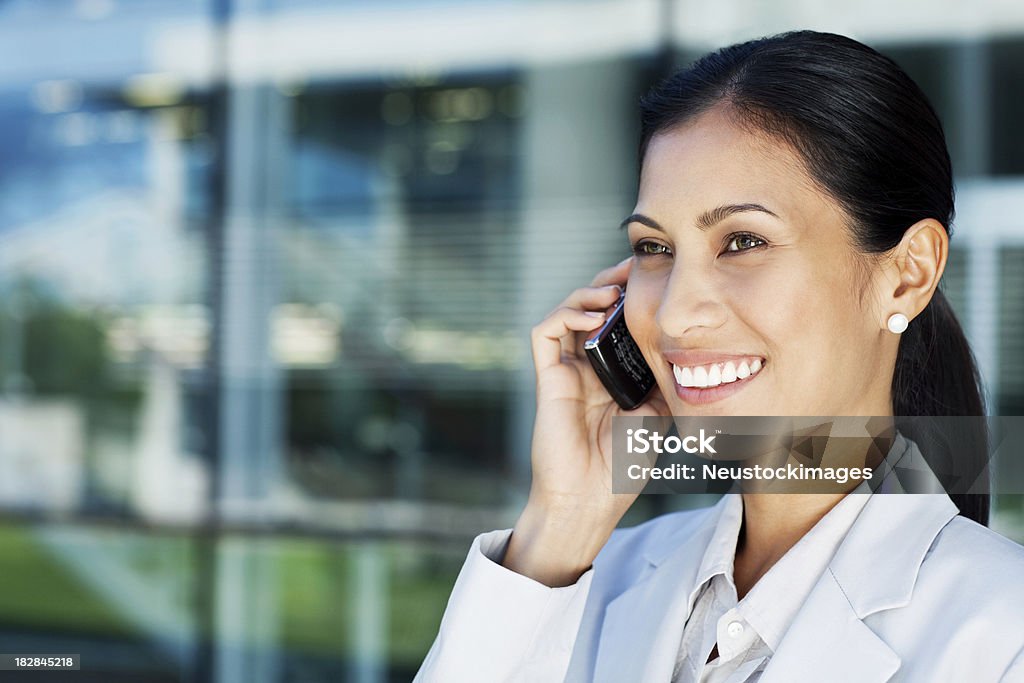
690, 492, 744, 593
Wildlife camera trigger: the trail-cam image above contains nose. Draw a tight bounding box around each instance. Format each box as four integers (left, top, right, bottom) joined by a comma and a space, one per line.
654, 261, 727, 338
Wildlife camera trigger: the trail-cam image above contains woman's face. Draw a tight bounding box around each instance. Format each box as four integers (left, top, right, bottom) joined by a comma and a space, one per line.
625, 107, 897, 417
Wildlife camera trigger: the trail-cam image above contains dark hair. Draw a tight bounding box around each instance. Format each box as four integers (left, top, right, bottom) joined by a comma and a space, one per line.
637, 30, 989, 525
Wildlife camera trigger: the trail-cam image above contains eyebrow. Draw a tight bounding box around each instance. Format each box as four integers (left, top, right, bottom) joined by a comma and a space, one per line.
618, 203, 781, 232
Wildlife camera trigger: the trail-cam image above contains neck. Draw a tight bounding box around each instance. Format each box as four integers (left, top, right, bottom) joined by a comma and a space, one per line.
733, 492, 847, 600
730, 412, 896, 599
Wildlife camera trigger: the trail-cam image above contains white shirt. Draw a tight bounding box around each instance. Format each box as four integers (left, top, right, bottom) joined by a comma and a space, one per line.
672, 484, 873, 683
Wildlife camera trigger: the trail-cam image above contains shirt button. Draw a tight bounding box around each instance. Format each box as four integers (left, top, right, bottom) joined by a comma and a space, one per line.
726, 620, 745, 638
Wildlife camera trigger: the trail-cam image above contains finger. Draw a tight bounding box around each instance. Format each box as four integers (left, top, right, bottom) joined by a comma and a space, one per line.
588, 256, 633, 288
531, 307, 607, 372
550, 285, 621, 363
557, 283, 623, 315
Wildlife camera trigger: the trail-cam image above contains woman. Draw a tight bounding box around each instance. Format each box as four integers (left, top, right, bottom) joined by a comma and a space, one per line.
413, 31, 1024, 682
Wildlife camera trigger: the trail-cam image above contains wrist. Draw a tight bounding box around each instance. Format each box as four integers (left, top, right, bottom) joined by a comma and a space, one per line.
502, 499, 616, 587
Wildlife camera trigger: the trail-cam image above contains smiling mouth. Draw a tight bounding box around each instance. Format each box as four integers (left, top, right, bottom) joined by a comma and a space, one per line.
671, 357, 766, 389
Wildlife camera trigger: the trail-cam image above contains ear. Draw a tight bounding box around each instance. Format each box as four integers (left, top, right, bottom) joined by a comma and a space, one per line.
883, 218, 948, 326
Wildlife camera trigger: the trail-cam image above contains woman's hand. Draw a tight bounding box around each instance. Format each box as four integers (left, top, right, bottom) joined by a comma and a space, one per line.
502, 257, 670, 586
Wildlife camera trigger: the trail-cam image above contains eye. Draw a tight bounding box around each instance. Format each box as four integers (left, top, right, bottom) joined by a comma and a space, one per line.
631, 240, 672, 258
724, 233, 767, 253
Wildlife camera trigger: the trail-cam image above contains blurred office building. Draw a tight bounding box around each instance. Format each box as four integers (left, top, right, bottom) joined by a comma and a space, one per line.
0, 0, 1023, 681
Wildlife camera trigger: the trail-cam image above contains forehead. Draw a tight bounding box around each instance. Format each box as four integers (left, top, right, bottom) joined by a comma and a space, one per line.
637, 108, 838, 228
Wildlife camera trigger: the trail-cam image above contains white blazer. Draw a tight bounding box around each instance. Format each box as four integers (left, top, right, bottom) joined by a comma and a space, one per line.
414, 486, 1024, 682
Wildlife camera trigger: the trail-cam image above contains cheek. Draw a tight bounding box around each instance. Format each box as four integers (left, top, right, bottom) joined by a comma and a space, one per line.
720, 257, 810, 321
624, 271, 666, 344
735, 258, 868, 372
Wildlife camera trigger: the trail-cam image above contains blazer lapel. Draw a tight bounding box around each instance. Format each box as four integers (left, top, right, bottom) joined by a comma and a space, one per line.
761, 487, 958, 682
591, 497, 733, 683
758, 570, 901, 683
592, 553, 700, 682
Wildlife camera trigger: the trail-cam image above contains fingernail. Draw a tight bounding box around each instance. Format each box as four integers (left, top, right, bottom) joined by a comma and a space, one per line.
605, 284, 623, 294
584, 311, 606, 318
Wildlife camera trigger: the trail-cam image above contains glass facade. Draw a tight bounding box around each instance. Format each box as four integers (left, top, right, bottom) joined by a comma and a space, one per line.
0, 2, 1022, 681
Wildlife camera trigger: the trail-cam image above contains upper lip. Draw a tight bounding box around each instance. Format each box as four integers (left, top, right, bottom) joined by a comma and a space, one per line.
661, 349, 765, 367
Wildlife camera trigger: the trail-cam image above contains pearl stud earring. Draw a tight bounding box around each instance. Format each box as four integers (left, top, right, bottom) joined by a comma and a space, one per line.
887, 313, 909, 334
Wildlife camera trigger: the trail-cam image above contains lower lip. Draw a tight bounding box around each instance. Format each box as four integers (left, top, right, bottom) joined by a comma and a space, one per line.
672, 363, 765, 405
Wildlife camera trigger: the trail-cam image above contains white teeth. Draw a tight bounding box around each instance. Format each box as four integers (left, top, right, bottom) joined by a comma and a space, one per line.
722, 361, 737, 383
671, 358, 765, 388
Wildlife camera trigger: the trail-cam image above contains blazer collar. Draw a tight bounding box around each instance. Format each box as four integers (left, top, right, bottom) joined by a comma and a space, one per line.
829, 489, 960, 615
828, 434, 960, 618
593, 503, 723, 682
646, 492, 738, 569
591, 435, 959, 683
760, 478, 958, 682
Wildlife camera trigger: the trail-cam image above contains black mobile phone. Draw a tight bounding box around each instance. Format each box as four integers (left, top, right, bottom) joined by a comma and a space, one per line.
584, 292, 656, 410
